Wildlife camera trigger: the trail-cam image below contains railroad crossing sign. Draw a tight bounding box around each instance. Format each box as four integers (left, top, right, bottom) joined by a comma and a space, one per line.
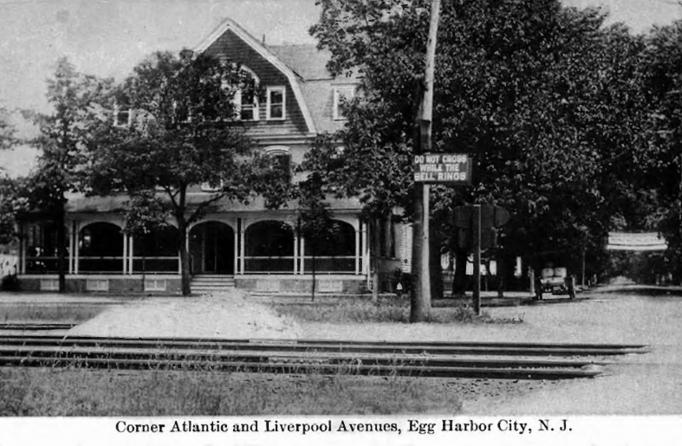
413, 153, 472, 184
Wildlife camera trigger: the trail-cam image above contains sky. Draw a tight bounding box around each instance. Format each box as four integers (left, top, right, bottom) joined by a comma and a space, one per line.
0, 0, 681, 175
0, 0, 680, 113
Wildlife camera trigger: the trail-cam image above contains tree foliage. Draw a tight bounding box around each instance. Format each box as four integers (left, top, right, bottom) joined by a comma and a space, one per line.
0, 106, 16, 152
306, 0, 651, 289
20, 58, 108, 290
641, 20, 682, 280
88, 50, 287, 295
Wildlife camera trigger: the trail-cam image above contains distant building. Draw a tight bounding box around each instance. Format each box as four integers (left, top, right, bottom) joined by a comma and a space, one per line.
16, 18, 408, 294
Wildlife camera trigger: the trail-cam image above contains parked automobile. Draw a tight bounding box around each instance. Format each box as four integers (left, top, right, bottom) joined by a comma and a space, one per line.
536, 266, 575, 299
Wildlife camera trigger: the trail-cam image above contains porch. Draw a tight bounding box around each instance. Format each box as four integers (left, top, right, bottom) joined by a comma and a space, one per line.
16, 213, 371, 294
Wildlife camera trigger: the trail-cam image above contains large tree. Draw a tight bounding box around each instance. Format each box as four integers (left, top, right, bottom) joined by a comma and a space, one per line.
89, 50, 281, 296
306, 0, 648, 301
641, 20, 682, 281
0, 106, 15, 152
25, 58, 106, 291
0, 107, 18, 243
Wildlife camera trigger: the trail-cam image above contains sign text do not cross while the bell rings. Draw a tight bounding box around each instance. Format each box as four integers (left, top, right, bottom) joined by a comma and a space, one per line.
413, 153, 471, 184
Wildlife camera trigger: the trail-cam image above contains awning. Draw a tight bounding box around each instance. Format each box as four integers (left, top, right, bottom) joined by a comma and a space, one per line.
606, 232, 667, 251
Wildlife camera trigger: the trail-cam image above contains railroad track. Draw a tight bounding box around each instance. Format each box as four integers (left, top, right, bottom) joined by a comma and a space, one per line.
0, 334, 648, 380
0, 323, 76, 331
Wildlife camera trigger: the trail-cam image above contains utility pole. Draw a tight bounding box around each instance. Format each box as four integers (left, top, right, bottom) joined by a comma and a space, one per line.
472, 204, 481, 315
410, 0, 441, 322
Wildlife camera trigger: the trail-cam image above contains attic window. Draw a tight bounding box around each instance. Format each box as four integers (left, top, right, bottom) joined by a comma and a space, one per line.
333, 85, 355, 120
234, 89, 259, 121
266, 86, 286, 120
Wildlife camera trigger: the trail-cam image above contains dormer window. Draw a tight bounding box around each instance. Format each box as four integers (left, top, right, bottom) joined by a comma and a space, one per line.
233, 89, 259, 121
332, 85, 356, 120
224, 66, 260, 122
266, 86, 286, 120
114, 104, 131, 127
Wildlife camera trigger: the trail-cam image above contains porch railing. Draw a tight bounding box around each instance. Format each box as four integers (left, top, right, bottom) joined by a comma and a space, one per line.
244, 256, 294, 273
132, 256, 179, 273
301, 256, 355, 273
78, 256, 125, 273
26, 257, 60, 273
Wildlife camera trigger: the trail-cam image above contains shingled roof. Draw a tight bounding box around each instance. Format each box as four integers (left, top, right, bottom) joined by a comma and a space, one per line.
196, 18, 359, 135
267, 44, 333, 80
267, 43, 359, 133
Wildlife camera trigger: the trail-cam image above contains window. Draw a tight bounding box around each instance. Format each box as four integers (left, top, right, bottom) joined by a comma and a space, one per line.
233, 89, 259, 121
266, 86, 286, 120
114, 104, 131, 127
263, 146, 291, 183
332, 85, 356, 120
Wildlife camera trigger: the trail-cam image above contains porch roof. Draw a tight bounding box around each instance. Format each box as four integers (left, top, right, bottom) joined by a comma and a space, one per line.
64, 193, 363, 214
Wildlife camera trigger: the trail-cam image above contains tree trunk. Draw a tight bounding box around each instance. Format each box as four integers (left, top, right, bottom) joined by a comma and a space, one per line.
178, 222, 191, 296
311, 241, 316, 302
371, 219, 380, 302
452, 246, 467, 297
429, 224, 443, 301
497, 250, 504, 299
56, 201, 67, 293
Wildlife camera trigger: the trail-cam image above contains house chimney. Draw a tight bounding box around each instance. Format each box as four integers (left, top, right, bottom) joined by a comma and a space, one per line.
179, 48, 194, 62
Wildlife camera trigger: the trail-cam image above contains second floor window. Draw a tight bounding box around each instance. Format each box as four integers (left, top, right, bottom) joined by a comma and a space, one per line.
332, 85, 356, 120
264, 145, 291, 183
266, 86, 286, 120
114, 104, 131, 127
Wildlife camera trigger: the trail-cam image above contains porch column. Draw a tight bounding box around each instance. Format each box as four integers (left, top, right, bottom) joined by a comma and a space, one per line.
127, 235, 134, 274
68, 221, 75, 274
74, 222, 79, 274
354, 222, 361, 275
293, 232, 299, 274
234, 219, 239, 275
299, 237, 305, 274
122, 232, 128, 274
239, 224, 245, 274
19, 223, 25, 274
361, 220, 369, 275
185, 229, 189, 275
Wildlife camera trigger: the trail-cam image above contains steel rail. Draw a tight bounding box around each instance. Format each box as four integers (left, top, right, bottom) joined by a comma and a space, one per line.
0, 323, 76, 330
0, 333, 645, 380
0, 344, 607, 369
0, 334, 649, 356
0, 354, 603, 380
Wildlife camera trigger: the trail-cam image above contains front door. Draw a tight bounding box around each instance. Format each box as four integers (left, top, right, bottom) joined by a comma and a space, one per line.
190, 222, 234, 274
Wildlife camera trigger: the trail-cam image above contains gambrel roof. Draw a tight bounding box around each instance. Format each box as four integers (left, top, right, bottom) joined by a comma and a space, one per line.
195, 18, 358, 136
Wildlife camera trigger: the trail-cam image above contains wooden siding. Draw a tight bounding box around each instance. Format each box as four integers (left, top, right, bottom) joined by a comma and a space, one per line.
203, 29, 309, 135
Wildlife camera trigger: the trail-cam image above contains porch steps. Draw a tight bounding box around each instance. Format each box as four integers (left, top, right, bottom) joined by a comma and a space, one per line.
191, 275, 235, 293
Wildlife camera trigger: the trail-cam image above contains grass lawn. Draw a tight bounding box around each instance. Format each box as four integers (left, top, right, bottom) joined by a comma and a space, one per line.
0, 304, 107, 323
0, 367, 466, 416
271, 296, 523, 324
